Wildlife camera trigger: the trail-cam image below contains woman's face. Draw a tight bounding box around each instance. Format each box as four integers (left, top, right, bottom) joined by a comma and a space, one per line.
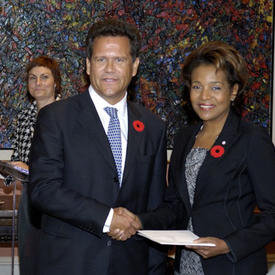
28, 66, 55, 102
190, 64, 238, 125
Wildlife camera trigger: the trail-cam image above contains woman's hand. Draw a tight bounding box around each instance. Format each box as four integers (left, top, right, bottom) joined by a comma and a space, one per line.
185, 237, 230, 259
9, 161, 29, 171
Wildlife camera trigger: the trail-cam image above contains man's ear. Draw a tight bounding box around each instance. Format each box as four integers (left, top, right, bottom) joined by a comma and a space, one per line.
86, 58, 91, 76
132, 57, 140, 77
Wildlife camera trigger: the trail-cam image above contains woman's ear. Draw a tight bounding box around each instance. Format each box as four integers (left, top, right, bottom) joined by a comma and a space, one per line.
231, 83, 239, 101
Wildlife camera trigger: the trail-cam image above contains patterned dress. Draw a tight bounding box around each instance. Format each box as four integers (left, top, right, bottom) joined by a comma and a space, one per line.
175, 147, 208, 275
11, 101, 37, 163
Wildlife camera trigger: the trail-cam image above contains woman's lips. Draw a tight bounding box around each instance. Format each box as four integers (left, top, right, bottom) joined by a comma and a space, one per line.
199, 104, 215, 110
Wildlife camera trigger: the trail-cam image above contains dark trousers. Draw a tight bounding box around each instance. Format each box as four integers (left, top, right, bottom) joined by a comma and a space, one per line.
18, 183, 41, 275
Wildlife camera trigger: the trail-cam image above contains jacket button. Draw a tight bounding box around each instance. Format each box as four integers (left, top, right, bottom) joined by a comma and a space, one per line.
107, 240, 112, 246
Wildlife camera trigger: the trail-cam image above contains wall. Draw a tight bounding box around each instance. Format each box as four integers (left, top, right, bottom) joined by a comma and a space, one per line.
0, 256, 19, 275
0, 150, 13, 161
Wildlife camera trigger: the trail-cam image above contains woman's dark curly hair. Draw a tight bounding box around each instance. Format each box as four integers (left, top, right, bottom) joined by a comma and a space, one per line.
182, 41, 248, 116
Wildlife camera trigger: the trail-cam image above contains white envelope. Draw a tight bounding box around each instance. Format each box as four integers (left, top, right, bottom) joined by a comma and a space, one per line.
138, 230, 216, 246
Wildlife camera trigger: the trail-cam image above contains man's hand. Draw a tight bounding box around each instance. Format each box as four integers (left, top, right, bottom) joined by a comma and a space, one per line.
108, 207, 142, 241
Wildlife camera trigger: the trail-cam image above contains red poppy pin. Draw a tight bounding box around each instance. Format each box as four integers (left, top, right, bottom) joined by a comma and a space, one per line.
210, 145, 225, 158
133, 120, 145, 132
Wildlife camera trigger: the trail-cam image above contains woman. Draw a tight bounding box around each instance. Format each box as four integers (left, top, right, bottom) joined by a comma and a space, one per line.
168, 41, 275, 275
11, 56, 61, 165
10, 55, 62, 275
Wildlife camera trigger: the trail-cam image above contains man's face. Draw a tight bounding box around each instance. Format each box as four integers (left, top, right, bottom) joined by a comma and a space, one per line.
86, 36, 139, 105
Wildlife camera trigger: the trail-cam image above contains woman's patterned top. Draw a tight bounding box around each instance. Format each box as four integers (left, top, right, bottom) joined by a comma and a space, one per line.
177, 147, 208, 275
11, 101, 38, 164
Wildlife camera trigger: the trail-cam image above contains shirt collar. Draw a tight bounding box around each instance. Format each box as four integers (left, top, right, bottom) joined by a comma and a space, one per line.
88, 85, 127, 116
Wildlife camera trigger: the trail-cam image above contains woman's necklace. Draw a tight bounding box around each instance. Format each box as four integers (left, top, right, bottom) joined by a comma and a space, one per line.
194, 125, 220, 149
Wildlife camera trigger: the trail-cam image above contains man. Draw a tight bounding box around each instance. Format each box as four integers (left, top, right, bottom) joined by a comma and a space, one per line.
29, 18, 168, 275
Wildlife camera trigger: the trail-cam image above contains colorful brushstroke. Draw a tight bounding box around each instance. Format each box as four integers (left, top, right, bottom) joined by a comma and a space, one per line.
0, 0, 273, 148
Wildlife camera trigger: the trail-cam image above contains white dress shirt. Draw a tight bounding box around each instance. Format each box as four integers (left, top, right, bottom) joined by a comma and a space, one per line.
88, 85, 128, 232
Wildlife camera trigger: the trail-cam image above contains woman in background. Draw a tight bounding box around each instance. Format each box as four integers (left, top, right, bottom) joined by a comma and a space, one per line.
168, 41, 275, 275
10, 56, 62, 275
11, 56, 61, 165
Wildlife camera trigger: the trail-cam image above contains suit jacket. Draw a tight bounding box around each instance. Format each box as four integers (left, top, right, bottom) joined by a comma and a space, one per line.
169, 110, 275, 275
29, 91, 167, 275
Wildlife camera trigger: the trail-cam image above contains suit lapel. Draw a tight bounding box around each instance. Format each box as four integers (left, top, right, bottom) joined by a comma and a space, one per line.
76, 91, 117, 174
175, 125, 201, 215
193, 110, 241, 204
121, 102, 144, 185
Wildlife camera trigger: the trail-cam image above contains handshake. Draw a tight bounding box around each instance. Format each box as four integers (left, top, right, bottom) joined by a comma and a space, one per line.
108, 207, 142, 241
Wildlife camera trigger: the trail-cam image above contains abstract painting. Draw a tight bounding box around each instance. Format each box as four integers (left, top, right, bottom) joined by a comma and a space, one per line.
0, 0, 273, 148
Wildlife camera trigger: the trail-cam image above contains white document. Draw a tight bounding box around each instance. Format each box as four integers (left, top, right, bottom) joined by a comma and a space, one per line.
138, 230, 216, 246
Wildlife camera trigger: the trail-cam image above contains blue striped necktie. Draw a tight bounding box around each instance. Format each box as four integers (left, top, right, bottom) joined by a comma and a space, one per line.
104, 107, 122, 184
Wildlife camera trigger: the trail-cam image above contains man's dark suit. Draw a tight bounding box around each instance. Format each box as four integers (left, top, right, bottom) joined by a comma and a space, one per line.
168, 110, 275, 275
29, 91, 167, 275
